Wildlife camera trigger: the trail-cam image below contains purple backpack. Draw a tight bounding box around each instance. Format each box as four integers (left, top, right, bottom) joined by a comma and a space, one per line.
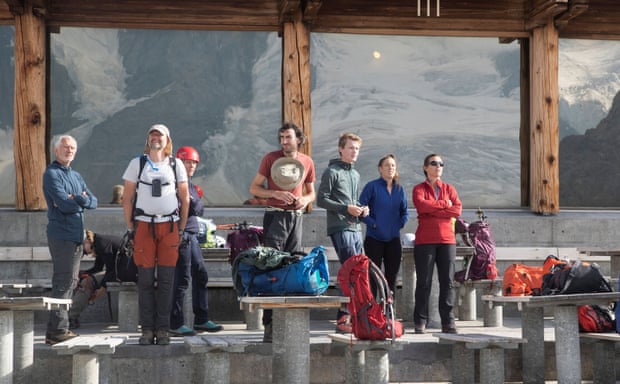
454, 211, 498, 282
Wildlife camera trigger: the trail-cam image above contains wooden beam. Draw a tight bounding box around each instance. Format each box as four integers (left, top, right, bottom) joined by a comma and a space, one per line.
302, 0, 323, 24
3, 0, 24, 15
529, 18, 559, 214
13, 0, 47, 210
526, 0, 568, 30
279, 0, 301, 24
555, 0, 589, 29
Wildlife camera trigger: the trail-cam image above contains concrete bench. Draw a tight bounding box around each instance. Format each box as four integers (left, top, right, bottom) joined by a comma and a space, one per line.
433, 332, 526, 384
51, 335, 126, 384
328, 333, 407, 384
456, 279, 503, 326
105, 282, 139, 332
580, 332, 620, 383
184, 335, 248, 384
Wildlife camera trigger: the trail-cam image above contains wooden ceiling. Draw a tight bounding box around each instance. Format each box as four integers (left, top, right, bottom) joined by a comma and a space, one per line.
1, 0, 619, 40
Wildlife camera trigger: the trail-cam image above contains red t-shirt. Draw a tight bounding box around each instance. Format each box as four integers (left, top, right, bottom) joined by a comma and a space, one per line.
258, 150, 315, 209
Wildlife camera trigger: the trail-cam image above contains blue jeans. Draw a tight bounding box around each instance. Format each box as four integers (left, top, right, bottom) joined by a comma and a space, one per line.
330, 230, 364, 317
171, 233, 211, 329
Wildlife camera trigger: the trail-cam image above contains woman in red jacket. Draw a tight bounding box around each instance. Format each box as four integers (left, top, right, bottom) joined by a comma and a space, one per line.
412, 154, 462, 334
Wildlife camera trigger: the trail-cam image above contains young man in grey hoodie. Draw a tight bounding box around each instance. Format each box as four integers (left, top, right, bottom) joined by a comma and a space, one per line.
317, 132, 368, 333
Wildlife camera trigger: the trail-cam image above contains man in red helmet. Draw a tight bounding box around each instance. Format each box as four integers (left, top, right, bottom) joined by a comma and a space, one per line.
169, 146, 223, 335
249, 122, 316, 342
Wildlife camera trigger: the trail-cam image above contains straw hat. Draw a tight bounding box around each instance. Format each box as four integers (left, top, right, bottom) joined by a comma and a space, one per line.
270, 157, 305, 190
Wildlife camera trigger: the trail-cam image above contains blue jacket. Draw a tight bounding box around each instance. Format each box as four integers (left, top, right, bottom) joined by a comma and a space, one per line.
43, 161, 97, 243
359, 178, 409, 242
184, 182, 204, 234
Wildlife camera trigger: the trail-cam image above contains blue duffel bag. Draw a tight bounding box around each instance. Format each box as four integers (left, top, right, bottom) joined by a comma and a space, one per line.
232, 245, 329, 296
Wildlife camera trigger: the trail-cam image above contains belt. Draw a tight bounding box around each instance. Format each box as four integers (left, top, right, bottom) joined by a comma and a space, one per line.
265, 207, 304, 217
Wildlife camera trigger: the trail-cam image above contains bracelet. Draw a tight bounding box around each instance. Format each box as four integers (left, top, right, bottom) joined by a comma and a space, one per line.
178, 230, 184, 236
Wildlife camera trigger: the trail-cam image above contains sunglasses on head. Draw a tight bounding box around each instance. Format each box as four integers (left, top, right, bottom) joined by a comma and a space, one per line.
429, 160, 444, 167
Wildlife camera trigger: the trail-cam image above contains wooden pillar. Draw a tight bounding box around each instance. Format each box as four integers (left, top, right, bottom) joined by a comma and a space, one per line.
529, 18, 559, 215
281, 8, 312, 157
13, 0, 47, 211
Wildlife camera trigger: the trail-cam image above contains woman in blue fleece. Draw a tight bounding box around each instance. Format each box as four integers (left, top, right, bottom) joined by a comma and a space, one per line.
359, 154, 409, 294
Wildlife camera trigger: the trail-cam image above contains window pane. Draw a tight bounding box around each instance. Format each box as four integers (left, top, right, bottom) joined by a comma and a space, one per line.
0, 26, 14, 206
49, 28, 281, 206
311, 34, 521, 208
559, 39, 620, 208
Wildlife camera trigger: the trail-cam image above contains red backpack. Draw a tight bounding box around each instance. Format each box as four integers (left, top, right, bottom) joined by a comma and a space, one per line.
578, 305, 615, 332
337, 254, 403, 341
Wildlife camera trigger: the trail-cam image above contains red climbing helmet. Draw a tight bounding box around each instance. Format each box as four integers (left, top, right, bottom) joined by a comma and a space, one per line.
176, 146, 200, 163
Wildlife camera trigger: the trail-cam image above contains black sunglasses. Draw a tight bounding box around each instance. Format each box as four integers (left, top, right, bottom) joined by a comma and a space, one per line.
429, 160, 444, 167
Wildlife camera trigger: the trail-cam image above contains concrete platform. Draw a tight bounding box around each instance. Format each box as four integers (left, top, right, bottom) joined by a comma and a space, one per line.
28, 315, 618, 384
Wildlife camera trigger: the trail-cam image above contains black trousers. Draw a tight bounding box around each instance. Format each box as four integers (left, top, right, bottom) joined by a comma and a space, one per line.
413, 243, 456, 326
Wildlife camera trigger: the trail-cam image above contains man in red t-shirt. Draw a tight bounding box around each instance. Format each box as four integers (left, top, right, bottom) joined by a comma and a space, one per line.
249, 122, 316, 342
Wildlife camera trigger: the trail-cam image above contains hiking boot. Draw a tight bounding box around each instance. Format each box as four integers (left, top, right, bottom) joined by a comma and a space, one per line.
69, 318, 80, 330
139, 330, 155, 345
441, 324, 458, 334
335, 314, 352, 334
414, 323, 426, 334
194, 320, 223, 333
45, 330, 78, 345
169, 325, 196, 336
155, 329, 170, 345
263, 322, 273, 343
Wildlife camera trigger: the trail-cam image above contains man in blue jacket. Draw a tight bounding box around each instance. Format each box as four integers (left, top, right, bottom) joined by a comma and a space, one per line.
43, 135, 97, 344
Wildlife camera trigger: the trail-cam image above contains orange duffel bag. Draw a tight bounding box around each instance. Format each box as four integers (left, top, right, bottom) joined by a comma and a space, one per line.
502, 255, 565, 296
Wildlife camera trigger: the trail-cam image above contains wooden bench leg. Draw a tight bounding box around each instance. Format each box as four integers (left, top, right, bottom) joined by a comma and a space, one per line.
451, 343, 475, 384
480, 348, 504, 384
592, 340, 615, 384
72, 352, 100, 384
117, 290, 139, 332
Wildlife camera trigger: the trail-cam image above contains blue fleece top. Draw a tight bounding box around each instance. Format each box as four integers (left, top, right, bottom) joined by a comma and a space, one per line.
359, 177, 409, 242
184, 181, 204, 234
43, 161, 97, 243
317, 159, 362, 235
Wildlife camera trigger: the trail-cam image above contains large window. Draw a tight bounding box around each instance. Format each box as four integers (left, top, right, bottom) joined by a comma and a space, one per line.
2, 27, 619, 208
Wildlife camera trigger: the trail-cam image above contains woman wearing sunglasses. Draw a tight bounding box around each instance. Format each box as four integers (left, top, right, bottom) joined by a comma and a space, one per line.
411, 154, 462, 334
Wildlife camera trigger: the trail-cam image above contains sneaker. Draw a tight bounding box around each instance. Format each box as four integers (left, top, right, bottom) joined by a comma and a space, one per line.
335, 314, 352, 334
441, 324, 458, 334
139, 330, 155, 345
414, 323, 426, 334
155, 330, 170, 345
169, 325, 196, 336
45, 330, 78, 345
263, 322, 273, 343
194, 320, 223, 333
69, 318, 80, 330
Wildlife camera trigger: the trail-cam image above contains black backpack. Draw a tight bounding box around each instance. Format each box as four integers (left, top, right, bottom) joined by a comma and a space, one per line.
541, 260, 612, 295
114, 231, 138, 282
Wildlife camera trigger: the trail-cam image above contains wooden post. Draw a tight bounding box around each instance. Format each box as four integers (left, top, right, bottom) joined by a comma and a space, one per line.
282, 7, 313, 211
13, 0, 48, 211
281, 7, 312, 156
529, 18, 559, 215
